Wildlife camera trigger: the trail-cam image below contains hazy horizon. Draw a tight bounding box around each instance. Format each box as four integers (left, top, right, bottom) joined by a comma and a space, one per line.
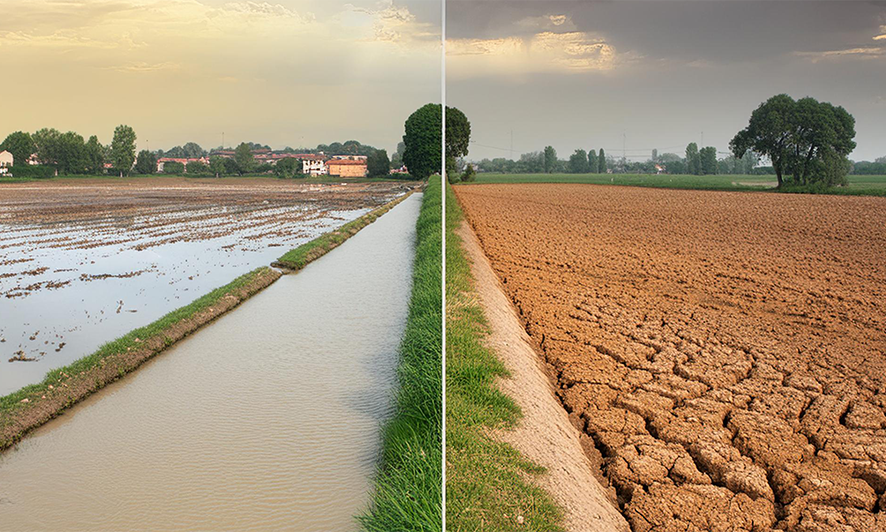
0, 0, 442, 155
447, 0, 886, 163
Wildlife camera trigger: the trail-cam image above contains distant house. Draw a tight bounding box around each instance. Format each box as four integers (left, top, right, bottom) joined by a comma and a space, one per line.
327, 158, 368, 177
296, 155, 328, 176
0, 150, 13, 174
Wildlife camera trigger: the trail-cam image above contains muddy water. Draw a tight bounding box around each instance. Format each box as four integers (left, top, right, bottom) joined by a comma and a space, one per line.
0, 193, 421, 531
0, 204, 373, 396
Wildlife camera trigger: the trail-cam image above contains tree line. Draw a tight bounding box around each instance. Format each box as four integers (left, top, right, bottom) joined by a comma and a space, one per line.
1, 129, 396, 178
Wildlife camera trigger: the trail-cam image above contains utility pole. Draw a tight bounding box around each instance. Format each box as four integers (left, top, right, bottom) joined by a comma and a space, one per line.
222, 132, 225, 150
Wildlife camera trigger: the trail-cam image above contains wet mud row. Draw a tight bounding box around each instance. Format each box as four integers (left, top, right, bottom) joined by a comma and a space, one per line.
455, 184, 886, 532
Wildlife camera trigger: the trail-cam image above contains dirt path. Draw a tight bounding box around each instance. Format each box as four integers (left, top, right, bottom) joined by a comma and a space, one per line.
458, 221, 630, 532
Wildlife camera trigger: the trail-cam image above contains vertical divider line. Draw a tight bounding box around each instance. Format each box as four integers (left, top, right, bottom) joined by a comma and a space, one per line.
440, 0, 447, 529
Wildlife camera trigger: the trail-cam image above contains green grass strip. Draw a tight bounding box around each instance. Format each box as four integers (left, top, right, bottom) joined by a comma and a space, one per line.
275, 192, 413, 271
464, 172, 886, 197
360, 178, 443, 531
445, 183, 564, 531
0, 267, 277, 449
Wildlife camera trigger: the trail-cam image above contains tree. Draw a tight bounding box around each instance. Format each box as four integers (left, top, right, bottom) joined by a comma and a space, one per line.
223, 157, 239, 175
587, 149, 598, 173
0, 131, 35, 167
367, 149, 391, 178
651, 148, 658, 162
111, 125, 137, 176
234, 142, 254, 175
568, 149, 589, 173
55, 131, 88, 174
598, 148, 607, 173
543, 146, 557, 173
461, 163, 476, 182
186, 160, 208, 175
134, 149, 156, 174
699, 146, 718, 175
446, 106, 471, 176
163, 161, 184, 175
182, 142, 205, 158
731, 94, 856, 188
32, 128, 62, 166
402, 103, 442, 179
685, 143, 700, 175
85, 136, 105, 174
209, 155, 227, 177
274, 157, 302, 178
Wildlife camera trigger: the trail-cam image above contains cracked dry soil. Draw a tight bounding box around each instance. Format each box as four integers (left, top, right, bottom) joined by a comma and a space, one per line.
455, 184, 886, 532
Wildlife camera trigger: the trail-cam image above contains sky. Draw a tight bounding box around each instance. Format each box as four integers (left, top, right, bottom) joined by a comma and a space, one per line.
446, 1, 886, 162
0, 0, 442, 154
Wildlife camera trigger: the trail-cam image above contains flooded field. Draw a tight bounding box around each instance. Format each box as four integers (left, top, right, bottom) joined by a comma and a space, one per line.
0, 193, 420, 531
456, 184, 886, 532
0, 177, 411, 395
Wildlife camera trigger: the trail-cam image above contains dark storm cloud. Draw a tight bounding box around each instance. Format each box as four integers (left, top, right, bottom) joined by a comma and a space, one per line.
446, 1, 886, 161
448, 1, 886, 62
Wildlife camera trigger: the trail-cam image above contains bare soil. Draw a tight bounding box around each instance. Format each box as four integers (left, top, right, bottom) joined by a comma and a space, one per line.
458, 221, 630, 532
454, 184, 886, 532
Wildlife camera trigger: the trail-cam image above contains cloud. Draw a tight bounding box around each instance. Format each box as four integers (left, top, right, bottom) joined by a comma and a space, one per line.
516, 14, 575, 32
448, 30, 635, 78
794, 46, 885, 62
343, 1, 438, 45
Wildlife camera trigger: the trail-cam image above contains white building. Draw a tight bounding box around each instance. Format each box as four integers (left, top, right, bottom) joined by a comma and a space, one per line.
300, 156, 328, 176
0, 150, 13, 175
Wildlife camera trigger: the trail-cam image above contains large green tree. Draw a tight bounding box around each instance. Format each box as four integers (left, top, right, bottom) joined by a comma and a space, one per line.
234, 142, 254, 174
685, 142, 700, 175
587, 148, 598, 173
568, 149, 589, 173
134, 149, 156, 174
85, 136, 105, 174
543, 146, 557, 173
446, 106, 471, 169
402, 103, 442, 179
699, 146, 718, 175
598, 148, 607, 173
730, 94, 855, 187
0, 131, 35, 166
274, 157, 302, 178
111, 125, 137, 176
32, 128, 62, 166
367, 149, 391, 178
56, 131, 88, 174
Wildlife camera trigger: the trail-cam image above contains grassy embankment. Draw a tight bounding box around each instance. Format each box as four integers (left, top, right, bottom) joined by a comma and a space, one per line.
274, 191, 414, 271
360, 178, 442, 531
465, 172, 886, 196
0, 267, 280, 451
445, 183, 563, 531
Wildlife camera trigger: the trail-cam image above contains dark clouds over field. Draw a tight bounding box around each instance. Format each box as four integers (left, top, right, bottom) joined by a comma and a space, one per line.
447, 1, 886, 162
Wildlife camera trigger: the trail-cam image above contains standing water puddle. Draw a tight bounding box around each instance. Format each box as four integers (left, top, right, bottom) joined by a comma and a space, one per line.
0, 193, 421, 531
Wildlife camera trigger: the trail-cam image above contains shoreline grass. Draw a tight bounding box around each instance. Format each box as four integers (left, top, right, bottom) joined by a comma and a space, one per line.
274, 191, 414, 271
445, 183, 564, 531
0, 266, 280, 451
462, 172, 886, 197
360, 178, 442, 531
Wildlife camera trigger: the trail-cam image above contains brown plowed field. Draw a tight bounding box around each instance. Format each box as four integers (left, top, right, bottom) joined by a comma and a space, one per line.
455, 184, 886, 532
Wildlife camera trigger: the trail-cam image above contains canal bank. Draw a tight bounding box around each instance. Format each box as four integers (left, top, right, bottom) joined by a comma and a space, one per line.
0, 193, 421, 531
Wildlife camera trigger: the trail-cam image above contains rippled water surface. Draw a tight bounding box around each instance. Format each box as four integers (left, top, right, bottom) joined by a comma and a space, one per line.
0, 193, 420, 531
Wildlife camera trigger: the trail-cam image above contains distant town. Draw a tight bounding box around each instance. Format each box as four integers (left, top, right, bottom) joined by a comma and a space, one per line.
0, 128, 409, 179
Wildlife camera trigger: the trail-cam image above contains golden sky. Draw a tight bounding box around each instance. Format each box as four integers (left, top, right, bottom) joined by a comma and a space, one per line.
0, 0, 441, 152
